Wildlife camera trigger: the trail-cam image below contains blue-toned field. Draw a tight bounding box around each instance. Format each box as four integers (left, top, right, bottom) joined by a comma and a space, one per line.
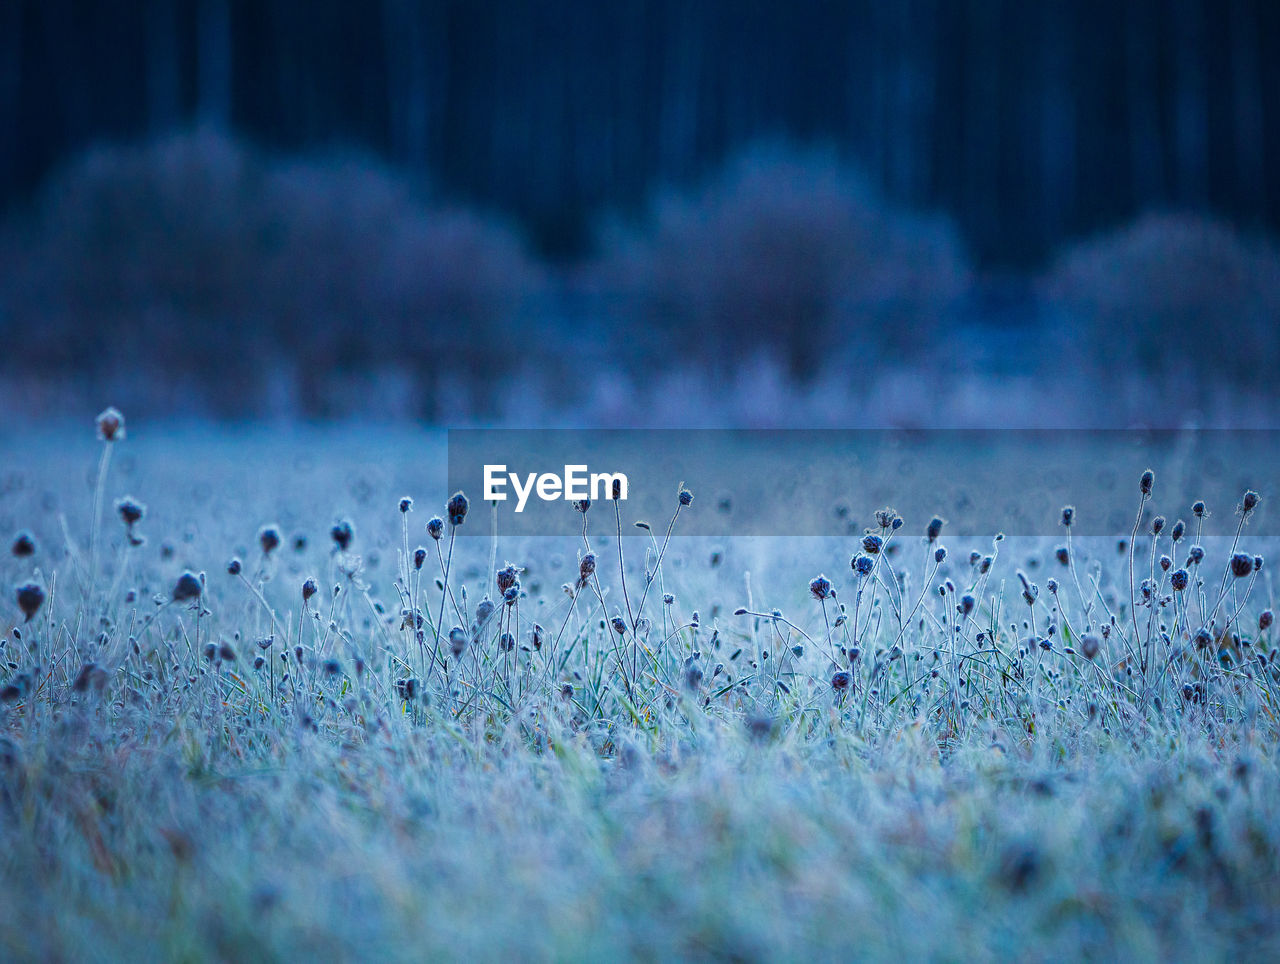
2, 417, 1279, 961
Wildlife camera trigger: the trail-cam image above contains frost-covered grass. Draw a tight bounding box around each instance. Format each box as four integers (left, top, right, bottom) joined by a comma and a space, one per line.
3, 416, 1280, 961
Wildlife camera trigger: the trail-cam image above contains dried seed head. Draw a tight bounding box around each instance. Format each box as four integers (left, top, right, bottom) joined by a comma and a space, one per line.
413, 547, 427, 570
302, 578, 318, 602
1170, 519, 1185, 542
218, 642, 236, 662
116, 497, 145, 527
330, 519, 355, 551
1187, 545, 1205, 565
1061, 505, 1075, 527
426, 517, 444, 540
1170, 568, 1189, 591
1055, 546, 1069, 565
809, 574, 833, 600
1151, 516, 1165, 536
578, 553, 597, 586
441, 489, 471, 527
15, 582, 45, 622
1231, 553, 1254, 578
1192, 500, 1206, 518
862, 533, 884, 555
475, 597, 496, 625
831, 671, 852, 691
1139, 469, 1154, 497
927, 517, 946, 543
1260, 610, 1274, 631
497, 564, 521, 594
852, 554, 874, 576
227, 557, 243, 576
572, 498, 590, 513
395, 678, 419, 701
678, 486, 694, 507
611, 615, 627, 635
1080, 634, 1100, 659
95, 407, 125, 442
11, 531, 35, 558
399, 497, 413, 513
172, 571, 202, 602
258, 525, 281, 555
449, 627, 467, 658
934, 546, 947, 564
1242, 490, 1261, 514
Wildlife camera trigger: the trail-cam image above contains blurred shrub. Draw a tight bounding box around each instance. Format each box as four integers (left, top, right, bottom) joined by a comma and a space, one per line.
592, 145, 971, 378
1042, 213, 1280, 389
0, 128, 544, 416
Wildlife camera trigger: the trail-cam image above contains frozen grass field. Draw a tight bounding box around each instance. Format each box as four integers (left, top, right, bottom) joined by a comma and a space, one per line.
3, 417, 1280, 961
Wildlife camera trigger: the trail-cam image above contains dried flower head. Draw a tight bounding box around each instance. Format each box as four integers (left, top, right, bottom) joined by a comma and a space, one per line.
1231, 553, 1254, 579
449, 627, 467, 658
497, 564, 521, 594
578, 552, 597, 587
15, 582, 45, 622
10, 531, 35, 558
1139, 469, 1154, 497
96, 407, 125, 442
330, 519, 355, 551
809, 574, 833, 600
172, 571, 202, 602
113, 500, 144, 534
259, 525, 281, 555
447, 492, 469, 525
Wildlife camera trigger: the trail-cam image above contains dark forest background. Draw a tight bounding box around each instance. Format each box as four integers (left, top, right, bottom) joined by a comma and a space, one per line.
1, 0, 1278, 424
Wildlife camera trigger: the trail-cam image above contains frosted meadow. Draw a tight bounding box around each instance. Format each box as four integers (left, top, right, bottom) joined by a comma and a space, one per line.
2, 412, 1280, 961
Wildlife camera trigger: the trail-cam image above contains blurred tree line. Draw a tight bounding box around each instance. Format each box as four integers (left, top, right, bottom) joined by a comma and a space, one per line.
1, 0, 1277, 266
